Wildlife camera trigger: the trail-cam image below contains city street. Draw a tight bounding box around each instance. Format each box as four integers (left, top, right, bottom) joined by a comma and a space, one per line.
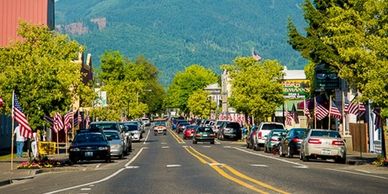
1, 127, 387, 194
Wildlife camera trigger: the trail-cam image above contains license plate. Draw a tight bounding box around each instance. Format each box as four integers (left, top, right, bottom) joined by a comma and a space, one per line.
321, 150, 331, 155
85, 152, 93, 157
203, 134, 207, 136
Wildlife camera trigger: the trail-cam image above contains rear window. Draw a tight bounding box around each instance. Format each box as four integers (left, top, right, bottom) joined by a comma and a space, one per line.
311, 131, 341, 138
262, 124, 284, 130
155, 121, 166, 126
226, 122, 240, 128
197, 127, 213, 133
90, 123, 118, 131
125, 124, 139, 131
75, 133, 105, 143
104, 131, 121, 140
272, 131, 286, 136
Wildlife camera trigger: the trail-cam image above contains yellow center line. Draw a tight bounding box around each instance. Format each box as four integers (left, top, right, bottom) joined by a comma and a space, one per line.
184, 146, 290, 194
168, 128, 185, 144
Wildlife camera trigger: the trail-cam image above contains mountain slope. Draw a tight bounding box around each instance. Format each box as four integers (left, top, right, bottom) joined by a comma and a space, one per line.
55, 0, 307, 86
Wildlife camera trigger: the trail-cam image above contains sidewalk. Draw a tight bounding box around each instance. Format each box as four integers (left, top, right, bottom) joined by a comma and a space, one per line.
0, 153, 69, 187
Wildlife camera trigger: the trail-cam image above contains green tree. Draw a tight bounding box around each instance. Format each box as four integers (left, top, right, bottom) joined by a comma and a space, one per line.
0, 22, 92, 129
165, 64, 218, 114
187, 90, 216, 118
98, 52, 165, 119
228, 57, 284, 121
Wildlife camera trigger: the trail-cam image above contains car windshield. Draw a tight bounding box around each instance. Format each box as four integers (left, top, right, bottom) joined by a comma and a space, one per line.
125, 124, 139, 131
311, 131, 341, 138
104, 131, 120, 140
90, 123, 117, 131
155, 121, 166, 126
74, 133, 105, 143
197, 127, 213, 133
262, 124, 284, 130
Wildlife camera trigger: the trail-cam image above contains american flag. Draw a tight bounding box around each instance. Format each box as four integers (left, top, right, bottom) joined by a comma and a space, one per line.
53, 112, 64, 133
285, 110, 293, 126
13, 93, 32, 138
329, 101, 342, 120
315, 102, 329, 121
373, 107, 382, 129
346, 101, 366, 117
64, 110, 73, 132
44, 115, 53, 129
0, 96, 3, 108
252, 50, 262, 61
304, 99, 311, 118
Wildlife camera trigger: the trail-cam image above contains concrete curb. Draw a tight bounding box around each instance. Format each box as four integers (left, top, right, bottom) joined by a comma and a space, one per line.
0, 169, 42, 187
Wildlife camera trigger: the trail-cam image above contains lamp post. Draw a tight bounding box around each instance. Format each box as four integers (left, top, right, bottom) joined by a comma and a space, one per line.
208, 96, 212, 119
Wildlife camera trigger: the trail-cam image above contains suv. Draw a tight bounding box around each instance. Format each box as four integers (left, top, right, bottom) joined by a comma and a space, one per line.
251, 122, 285, 151
217, 121, 241, 140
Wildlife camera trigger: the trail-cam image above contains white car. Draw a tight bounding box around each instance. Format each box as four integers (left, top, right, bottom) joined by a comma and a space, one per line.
300, 129, 346, 163
253, 122, 285, 151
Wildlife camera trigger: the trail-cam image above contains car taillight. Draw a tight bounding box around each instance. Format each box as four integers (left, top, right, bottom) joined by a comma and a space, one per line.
271, 138, 278, 141
332, 140, 345, 146
258, 132, 262, 139
292, 138, 300, 143
308, 138, 321, 144
210, 133, 215, 137
195, 133, 202, 137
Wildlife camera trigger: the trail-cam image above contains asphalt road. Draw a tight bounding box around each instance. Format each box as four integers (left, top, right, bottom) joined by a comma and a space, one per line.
1, 127, 388, 194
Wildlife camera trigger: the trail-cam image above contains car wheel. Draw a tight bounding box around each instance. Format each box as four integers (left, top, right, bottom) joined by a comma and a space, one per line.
301, 152, 309, 162
119, 152, 124, 159
70, 158, 77, 164
154, 133, 157, 136
264, 146, 268, 153
253, 143, 258, 151
163, 132, 167, 135
193, 140, 197, 144
279, 146, 285, 157
211, 141, 215, 144
287, 146, 293, 158
105, 157, 111, 163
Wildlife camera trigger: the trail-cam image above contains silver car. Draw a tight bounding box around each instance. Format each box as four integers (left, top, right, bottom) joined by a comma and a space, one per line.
104, 130, 125, 159
300, 129, 346, 163
124, 124, 142, 142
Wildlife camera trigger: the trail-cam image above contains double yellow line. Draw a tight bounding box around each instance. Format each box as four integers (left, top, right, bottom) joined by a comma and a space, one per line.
168, 128, 185, 144
183, 146, 289, 194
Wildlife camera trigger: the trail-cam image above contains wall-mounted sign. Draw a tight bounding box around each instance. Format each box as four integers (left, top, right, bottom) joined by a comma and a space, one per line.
282, 80, 310, 99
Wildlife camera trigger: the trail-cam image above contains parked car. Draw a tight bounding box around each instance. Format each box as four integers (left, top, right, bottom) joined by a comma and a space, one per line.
264, 129, 287, 153
300, 129, 346, 163
213, 120, 228, 134
217, 121, 241, 140
104, 130, 125, 159
124, 120, 145, 133
124, 124, 142, 142
69, 131, 111, 164
252, 122, 285, 151
141, 117, 151, 126
183, 125, 198, 139
176, 120, 190, 133
279, 128, 309, 158
153, 119, 168, 135
193, 127, 216, 144
91, 121, 131, 154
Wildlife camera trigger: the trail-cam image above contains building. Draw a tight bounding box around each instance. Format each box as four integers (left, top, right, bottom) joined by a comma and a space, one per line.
0, 0, 55, 47
0, 0, 55, 152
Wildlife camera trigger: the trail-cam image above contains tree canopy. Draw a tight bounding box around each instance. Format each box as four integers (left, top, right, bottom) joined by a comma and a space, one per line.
97, 51, 165, 120
187, 90, 216, 119
288, 0, 388, 110
165, 64, 218, 114
227, 57, 284, 121
0, 22, 93, 129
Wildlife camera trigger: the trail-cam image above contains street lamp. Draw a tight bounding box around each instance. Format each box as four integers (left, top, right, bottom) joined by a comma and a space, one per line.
207, 96, 212, 119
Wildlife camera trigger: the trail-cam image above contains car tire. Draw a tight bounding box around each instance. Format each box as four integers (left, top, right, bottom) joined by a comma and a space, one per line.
211, 141, 215, 144
193, 140, 197, 144
301, 152, 309, 162
253, 143, 258, 151
264, 146, 268, 153
70, 158, 77, 164
105, 157, 111, 163
287, 146, 293, 158
119, 152, 124, 159
279, 146, 285, 157
154, 133, 157, 136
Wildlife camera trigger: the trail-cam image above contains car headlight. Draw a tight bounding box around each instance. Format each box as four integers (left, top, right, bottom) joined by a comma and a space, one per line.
98, 146, 109, 151
69, 147, 80, 152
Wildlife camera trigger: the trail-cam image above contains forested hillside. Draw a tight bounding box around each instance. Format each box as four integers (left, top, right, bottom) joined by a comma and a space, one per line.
55, 0, 307, 86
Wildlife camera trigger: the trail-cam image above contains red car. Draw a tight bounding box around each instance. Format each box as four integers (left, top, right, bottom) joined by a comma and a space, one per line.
183, 125, 198, 139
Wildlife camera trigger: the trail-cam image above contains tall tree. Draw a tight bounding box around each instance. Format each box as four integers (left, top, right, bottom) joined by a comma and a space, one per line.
166, 64, 218, 114
228, 57, 284, 121
187, 90, 216, 119
0, 22, 92, 129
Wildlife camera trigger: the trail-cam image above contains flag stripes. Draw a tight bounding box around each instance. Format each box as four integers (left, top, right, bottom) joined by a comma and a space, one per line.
64, 110, 73, 131
53, 112, 64, 133
329, 101, 342, 120
13, 93, 32, 138
315, 102, 329, 121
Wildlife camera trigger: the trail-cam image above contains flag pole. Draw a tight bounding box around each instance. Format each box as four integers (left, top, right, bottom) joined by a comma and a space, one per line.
11, 91, 15, 170
342, 90, 346, 136
314, 96, 317, 129
328, 96, 332, 130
